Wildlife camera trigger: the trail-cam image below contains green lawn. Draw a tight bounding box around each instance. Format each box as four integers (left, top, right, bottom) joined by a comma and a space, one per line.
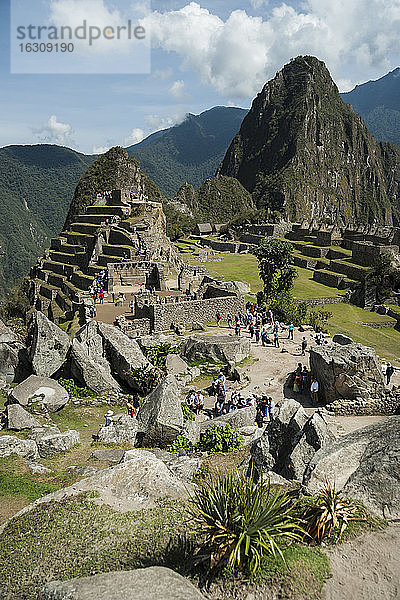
321, 303, 400, 362
293, 267, 345, 299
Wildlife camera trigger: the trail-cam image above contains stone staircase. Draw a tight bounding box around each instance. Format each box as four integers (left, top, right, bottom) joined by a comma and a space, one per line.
30, 200, 142, 323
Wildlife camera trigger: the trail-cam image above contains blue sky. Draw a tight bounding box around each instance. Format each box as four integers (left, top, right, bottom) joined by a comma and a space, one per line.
1, 0, 399, 154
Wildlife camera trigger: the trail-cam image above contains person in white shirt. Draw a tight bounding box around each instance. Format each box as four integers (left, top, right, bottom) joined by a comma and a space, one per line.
310, 377, 319, 406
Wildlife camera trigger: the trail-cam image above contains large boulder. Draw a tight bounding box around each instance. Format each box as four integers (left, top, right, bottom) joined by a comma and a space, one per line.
165, 353, 189, 376
91, 448, 126, 463
0, 322, 30, 383
0, 435, 38, 459
28, 311, 71, 377
70, 339, 121, 394
73, 450, 191, 511
248, 400, 334, 480
40, 567, 206, 600
29, 425, 61, 442
98, 322, 151, 389
6, 404, 41, 430
137, 375, 183, 446
95, 415, 140, 445
285, 412, 336, 480
180, 334, 250, 365
200, 406, 256, 433
309, 341, 385, 404
75, 320, 112, 375
303, 416, 400, 520
8, 375, 69, 412
123, 448, 200, 484
37, 430, 80, 458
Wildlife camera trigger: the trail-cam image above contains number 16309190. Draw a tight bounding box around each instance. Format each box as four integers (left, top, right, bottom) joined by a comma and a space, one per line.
19, 42, 74, 52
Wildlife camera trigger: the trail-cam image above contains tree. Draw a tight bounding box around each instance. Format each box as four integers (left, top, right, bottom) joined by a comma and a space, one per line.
366, 252, 400, 303
253, 239, 298, 301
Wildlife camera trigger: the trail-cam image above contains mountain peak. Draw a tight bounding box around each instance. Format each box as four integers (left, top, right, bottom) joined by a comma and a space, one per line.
218, 56, 398, 224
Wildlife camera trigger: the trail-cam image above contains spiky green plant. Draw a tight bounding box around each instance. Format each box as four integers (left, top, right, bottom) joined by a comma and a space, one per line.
188, 470, 304, 576
302, 482, 361, 543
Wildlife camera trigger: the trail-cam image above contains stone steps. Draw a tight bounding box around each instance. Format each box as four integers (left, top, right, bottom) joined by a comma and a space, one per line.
71, 270, 93, 291
49, 250, 86, 267
328, 259, 368, 281
102, 244, 133, 258
70, 222, 101, 235
63, 231, 95, 247
97, 254, 125, 267
313, 269, 357, 289
86, 204, 126, 216
73, 214, 115, 225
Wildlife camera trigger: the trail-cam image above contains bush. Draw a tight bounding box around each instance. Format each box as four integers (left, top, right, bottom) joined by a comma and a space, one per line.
188, 471, 304, 576
197, 424, 244, 454
301, 482, 361, 543
181, 402, 195, 422
167, 435, 195, 454
58, 378, 96, 398
126, 366, 162, 395
308, 309, 332, 333
145, 343, 180, 369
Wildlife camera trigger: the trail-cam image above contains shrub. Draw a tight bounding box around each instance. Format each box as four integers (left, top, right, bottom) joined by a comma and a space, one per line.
301, 482, 361, 543
58, 378, 96, 398
145, 343, 180, 369
167, 435, 195, 454
188, 471, 304, 575
197, 424, 244, 454
269, 292, 307, 326
181, 402, 195, 422
308, 309, 332, 333
126, 366, 162, 395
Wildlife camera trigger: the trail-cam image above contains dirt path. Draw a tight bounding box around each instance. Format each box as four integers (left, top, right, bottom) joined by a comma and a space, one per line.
322, 524, 400, 600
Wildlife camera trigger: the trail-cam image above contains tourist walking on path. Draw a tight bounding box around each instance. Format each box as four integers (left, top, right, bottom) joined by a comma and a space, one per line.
267, 397, 275, 421
301, 337, 307, 356
288, 322, 294, 340
274, 330, 279, 347
310, 377, 319, 406
386, 363, 394, 385
216, 311, 222, 327
227, 313, 233, 328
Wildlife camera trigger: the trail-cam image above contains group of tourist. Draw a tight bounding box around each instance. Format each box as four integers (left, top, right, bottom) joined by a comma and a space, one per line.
186, 390, 205, 414
89, 271, 108, 305
219, 308, 292, 348
290, 362, 319, 405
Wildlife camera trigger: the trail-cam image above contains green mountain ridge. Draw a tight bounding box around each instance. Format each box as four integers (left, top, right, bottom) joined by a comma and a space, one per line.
341, 67, 400, 146
217, 56, 400, 225
127, 106, 248, 197
0, 144, 94, 296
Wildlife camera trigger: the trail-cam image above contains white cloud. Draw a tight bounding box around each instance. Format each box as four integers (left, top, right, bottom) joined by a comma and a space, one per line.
124, 128, 145, 146
249, 0, 269, 10
144, 110, 187, 132
169, 79, 190, 101
151, 67, 173, 80
92, 145, 111, 153
143, 1, 400, 97
33, 115, 72, 145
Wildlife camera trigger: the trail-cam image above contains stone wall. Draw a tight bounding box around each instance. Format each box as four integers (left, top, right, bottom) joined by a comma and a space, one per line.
298, 296, 345, 306
352, 242, 399, 267
115, 315, 151, 337
326, 392, 400, 416
135, 294, 245, 333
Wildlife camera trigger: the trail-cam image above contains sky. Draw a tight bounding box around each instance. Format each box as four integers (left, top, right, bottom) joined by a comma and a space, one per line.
0, 0, 399, 154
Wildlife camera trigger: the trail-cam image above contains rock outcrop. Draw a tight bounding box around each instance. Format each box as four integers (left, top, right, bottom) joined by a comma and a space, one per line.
248, 399, 335, 481
28, 311, 71, 377
37, 430, 80, 458
309, 341, 385, 404
40, 567, 205, 600
303, 416, 400, 520
137, 375, 183, 446
70, 339, 121, 394
0, 322, 29, 383
217, 55, 397, 224
6, 404, 41, 430
95, 415, 140, 445
98, 322, 151, 389
0, 435, 38, 460
180, 334, 250, 365
8, 375, 69, 412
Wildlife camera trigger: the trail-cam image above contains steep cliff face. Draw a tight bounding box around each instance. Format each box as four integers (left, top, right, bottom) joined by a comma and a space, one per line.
218, 56, 399, 225
174, 176, 255, 223
64, 147, 164, 228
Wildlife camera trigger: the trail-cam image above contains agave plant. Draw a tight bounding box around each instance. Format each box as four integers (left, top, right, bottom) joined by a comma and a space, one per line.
187, 470, 304, 576
303, 481, 360, 543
